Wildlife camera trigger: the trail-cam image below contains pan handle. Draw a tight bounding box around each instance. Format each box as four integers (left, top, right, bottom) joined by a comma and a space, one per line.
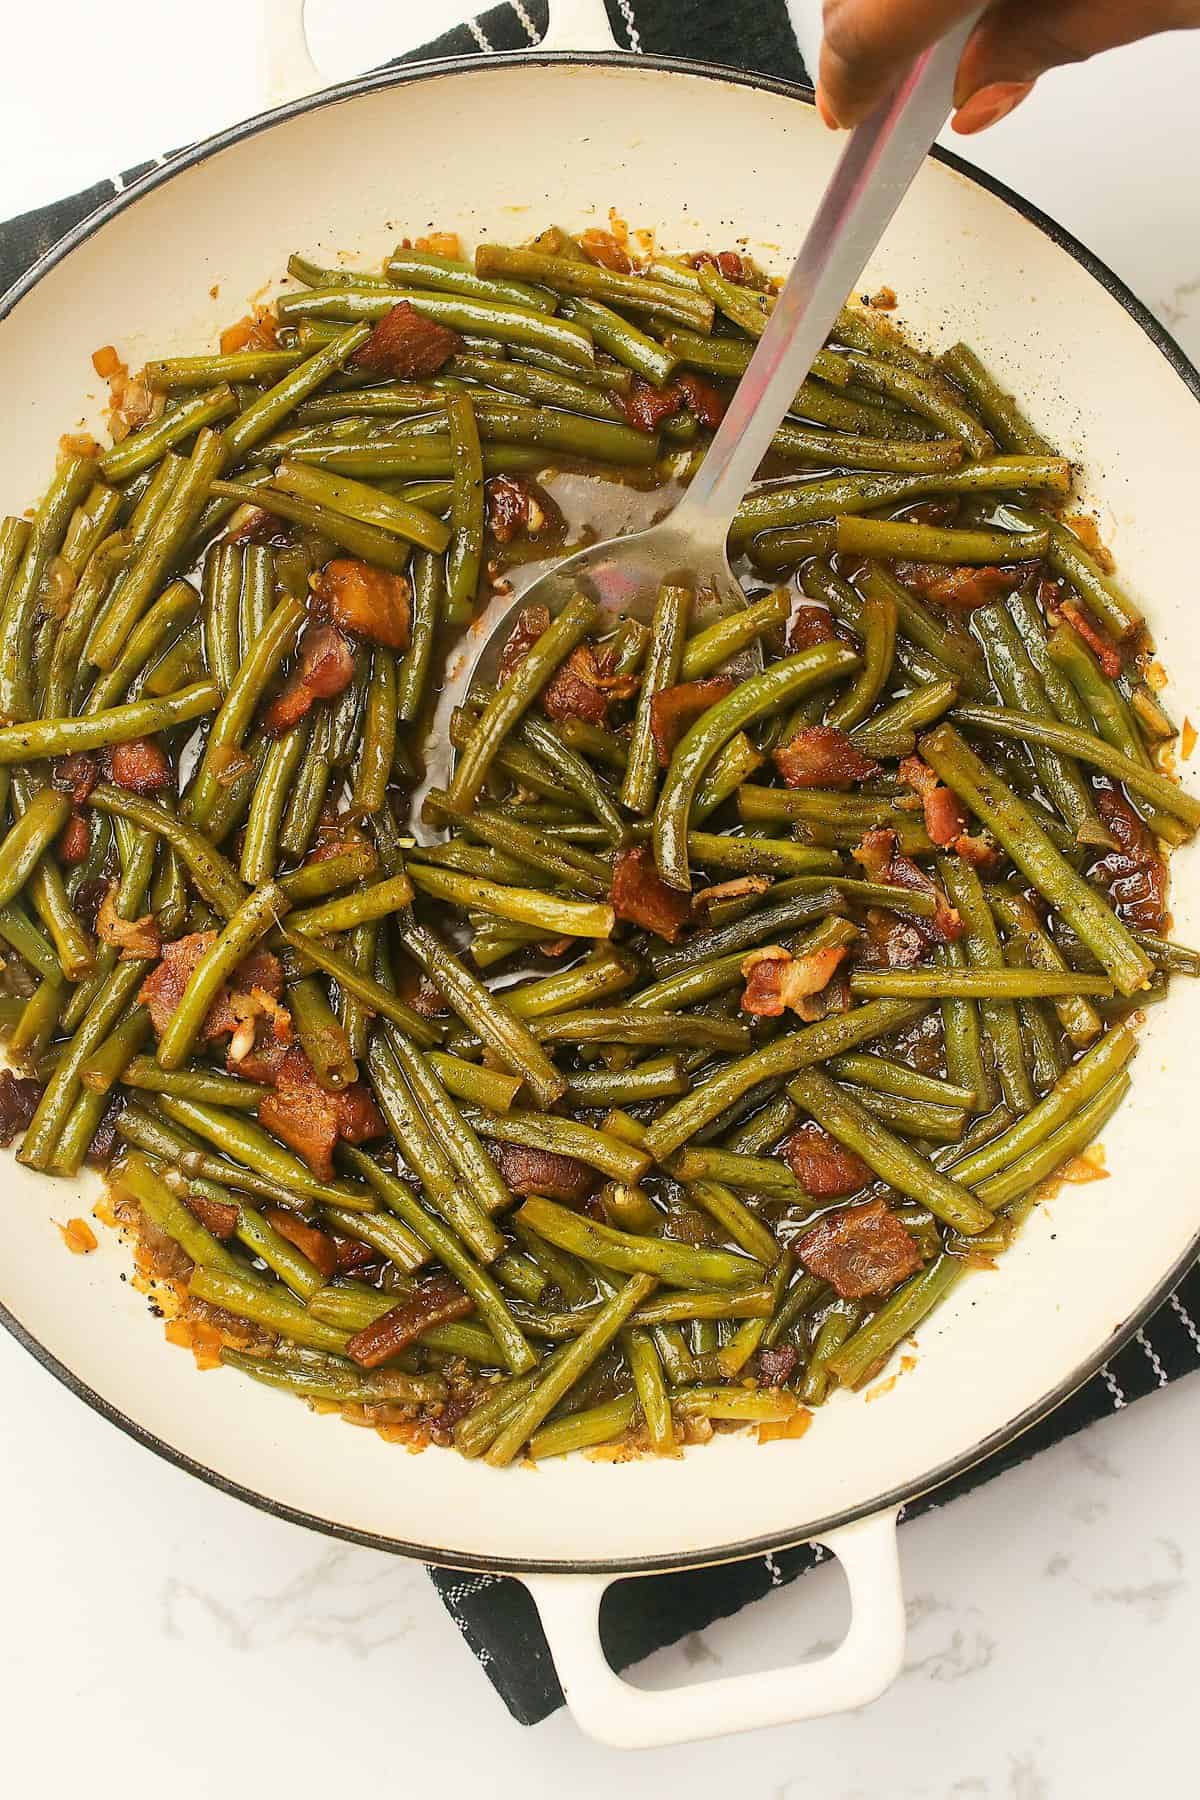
524, 1507, 905, 1748
253, 0, 623, 114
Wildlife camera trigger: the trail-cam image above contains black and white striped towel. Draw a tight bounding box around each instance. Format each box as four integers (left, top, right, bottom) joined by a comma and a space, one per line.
1, 0, 1196, 1731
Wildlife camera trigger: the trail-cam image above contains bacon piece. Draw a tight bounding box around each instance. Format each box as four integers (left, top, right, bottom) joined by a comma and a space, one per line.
543, 642, 638, 726
96, 885, 161, 962
350, 300, 461, 378
692, 249, 750, 283
855, 908, 928, 969
788, 604, 836, 652
781, 1123, 872, 1199
853, 827, 962, 942
797, 1197, 922, 1298
86, 1093, 124, 1168
1089, 780, 1167, 931
692, 876, 771, 914
610, 846, 691, 943
258, 1045, 384, 1180
52, 753, 98, 806
310, 560, 411, 650
58, 810, 91, 865
1060, 601, 1124, 678
621, 377, 686, 434
203, 952, 286, 1043
899, 756, 996, 870
107, 737, 172, 793
649, 677, 735, 767
892, 561, 1033, 612
346, 1275, 473, 1368
263, 623, 355, 734
184, 1191, 239, 1239
497, 604, 550, 682
740, 944, 849, 1019
485, 475, 561, 546
263, 1206, 339, 1280
0, 1069, 42, 1146
139, 934, 284, 1039
673, 371, 728, 429
332, 1233, 378, 1274
757, 1342, 798, 1386
489, 1140, 595, 1203
774, 724, 880, 789
580, 228, 633, 273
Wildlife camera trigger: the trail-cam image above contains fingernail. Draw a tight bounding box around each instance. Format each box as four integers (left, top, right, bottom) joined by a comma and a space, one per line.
816, 89, 841, 130
952, 81, 1033, 135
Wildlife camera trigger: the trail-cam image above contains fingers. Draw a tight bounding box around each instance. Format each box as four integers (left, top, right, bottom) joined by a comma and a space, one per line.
818, 0, 981, 127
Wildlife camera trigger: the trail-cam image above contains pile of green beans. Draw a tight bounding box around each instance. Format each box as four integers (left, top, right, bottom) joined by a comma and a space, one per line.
0, 222, 1193, 1467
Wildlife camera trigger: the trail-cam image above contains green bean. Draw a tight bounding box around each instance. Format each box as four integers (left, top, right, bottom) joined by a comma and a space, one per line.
76, 1003, 154, 1095
530, 1008, 748, 1053
827, 589, 897, 733
89, 430, 226, 669
0, 454, 96, 718
223, 1347, 445, 1407
855, 560, 989, 699
187, 1265, 359, 1352
384, 1023, 511, 1234
1013, 507, 1142, 640
145, 350, 302, 390
276, 842, 379, 908
270, 461, 450, 555
377, 248, 556, 312
788, 1067, 993, 1234
834, 351, 995, 457
346, 646, 396, 817
407, 863, 613, 938
730, 457, 1070, 545
99, 384, 238, 483
426, 792, 609, 895
829, 1053, 976, 1110
527, 1392, 639, 1458
937, 343, 1055, 456
282, 974, 355, 1091
438, 390, 484, 613
483, 1272, 657, 1466
559, 295, 675, 386
446, 593, 598, 806
145, 617, 204, 702
989, 889, 1104, 1047
851, 967, 1111, 999
475, 245, 712, 329
516, 714, 625, 840
200, 540, 241, 695
667, 1147, 805, 1208
0, 788, 70, 906
114, 1151, 243, 1273
0, 904, 66, 985
423, 1052, 521, 1112
825, 1255, 963, 1388
973, 1070, 1132, 1208
649, 887, 853, 981
937, 853, 1034, 1113
620, 583, 690, 815
845, 1084, 966, 1142
566, 1058, 690, 1104
9, 977, 66, 1059
277, 285, 595, 368
119, 1058, 267, 1109
393, 912, 565, 1107
516, 1195, 760, 1288
287, 869, 415, 936
219, 324, 370, 465
19, 961, 147, 1170
154, 883, 287, 1071
238, 718, 309, 884
768, 424, 964, 474
344, 1148, 534, 1375
207, 476, 415, 572
653, 641, 861, 889
157, 1094, 372, 1209
465, 1106, 650, 1183
921, 724, 1153, 997
0, 680, 217, 766
838, 516, 1047, 563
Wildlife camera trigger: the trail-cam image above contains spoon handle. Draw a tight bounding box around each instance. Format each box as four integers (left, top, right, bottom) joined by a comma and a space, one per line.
669, 16, 979, 549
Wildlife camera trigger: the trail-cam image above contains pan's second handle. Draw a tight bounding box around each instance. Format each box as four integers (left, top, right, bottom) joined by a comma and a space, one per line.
525, 1508, 905, 1749
253, 0, 623, 114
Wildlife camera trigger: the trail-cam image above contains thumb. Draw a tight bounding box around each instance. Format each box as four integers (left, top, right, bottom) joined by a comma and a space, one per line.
818, 0, 981, 128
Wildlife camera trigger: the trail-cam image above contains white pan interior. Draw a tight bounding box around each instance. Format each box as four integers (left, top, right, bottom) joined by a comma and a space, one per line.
1, 58, 1198, 1572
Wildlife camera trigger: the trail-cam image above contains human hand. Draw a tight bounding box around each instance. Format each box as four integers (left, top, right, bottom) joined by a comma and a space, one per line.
817, 0, 1200, 134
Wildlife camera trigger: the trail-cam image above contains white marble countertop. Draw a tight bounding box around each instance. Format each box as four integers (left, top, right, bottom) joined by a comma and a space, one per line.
3, 5, 1199, 1790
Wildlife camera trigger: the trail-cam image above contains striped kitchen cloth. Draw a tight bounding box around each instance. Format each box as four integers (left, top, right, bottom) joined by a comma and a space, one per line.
1, 0, 1196, 1730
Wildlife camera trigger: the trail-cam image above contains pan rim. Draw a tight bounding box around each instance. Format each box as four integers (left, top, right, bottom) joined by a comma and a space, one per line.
1, 47, 1198, 1579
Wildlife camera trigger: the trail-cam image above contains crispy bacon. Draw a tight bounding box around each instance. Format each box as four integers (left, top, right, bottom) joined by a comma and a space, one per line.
310, 560, 412, 650
853, 827, 962, 942
96, 885, 161, 962
0, 1069, 42, 1146
258, 1045, 384, 1180
485, 475, 561, 546
692, 249, 750, 284
263, 1206, 338, 1280
346, 1275, 473, 1368
610, 846, 691, 942
139, 934, 284, 1039
52, 753, 98, 806
58, 810, 91, 865
788, 604, 836, 652
781, 1123, 872, 1199
1089, 780, 1167, 931
183, 1191, 239, 1239
497, 604, 550, 682
673, 371, 728, 429
855, 908, 928, 969
351, 301, 461, 378
543, 643, 638, 726
263, 623, 355, 734
489, 1141, 594, 1203
757, 1341, 799, 1386
893, 561, 1032, 611
899, 756, 996, 870
621, 377, 686, 433
107, 737, 172, 793
580, 228, 634, 273
1060, 600, 1124, 678
649, 677, 735, 767
774, 724, 880, 789
797, 1198, 922, 1298
740, 944, 849, 1019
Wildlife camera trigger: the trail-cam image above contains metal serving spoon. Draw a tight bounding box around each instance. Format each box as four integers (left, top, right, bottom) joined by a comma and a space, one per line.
416, 20, 976, 822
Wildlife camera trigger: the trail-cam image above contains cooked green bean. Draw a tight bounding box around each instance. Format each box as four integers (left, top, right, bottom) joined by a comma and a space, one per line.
937, 343, 1055, 457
